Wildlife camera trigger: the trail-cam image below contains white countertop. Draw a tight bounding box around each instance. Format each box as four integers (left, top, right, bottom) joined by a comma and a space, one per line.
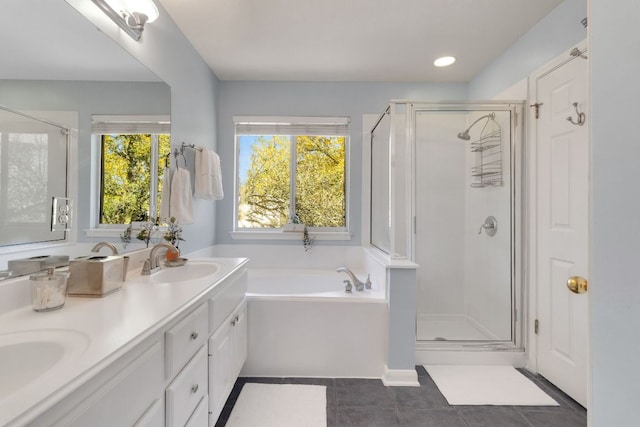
0, 256, 248, 427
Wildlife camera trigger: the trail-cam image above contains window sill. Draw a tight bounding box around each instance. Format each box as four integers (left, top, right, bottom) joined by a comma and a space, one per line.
229, 231, 352, 241
85, 228, 125, 238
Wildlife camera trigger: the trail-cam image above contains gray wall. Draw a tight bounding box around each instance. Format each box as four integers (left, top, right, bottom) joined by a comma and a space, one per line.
591, 0, 640, 423
469, 0, 587, 99
215, 81, 468, 245
0, 80, 170, 240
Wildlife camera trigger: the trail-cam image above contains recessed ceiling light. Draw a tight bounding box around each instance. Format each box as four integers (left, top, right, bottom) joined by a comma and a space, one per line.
434, 56, 456, 67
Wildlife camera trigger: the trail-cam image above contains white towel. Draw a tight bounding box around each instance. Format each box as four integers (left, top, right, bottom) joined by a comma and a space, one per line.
169, 168, 194, 224
194, 148, 224, 200
159, 167, 171, 222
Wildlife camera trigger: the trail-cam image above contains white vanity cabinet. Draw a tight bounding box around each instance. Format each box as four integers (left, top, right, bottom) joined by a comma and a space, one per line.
207, 269, 248, 426
15, 259, 249, 427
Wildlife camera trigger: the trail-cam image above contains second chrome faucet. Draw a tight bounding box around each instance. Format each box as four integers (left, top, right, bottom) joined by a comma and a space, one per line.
336, 267, 371, 292
142, 243, 179, 275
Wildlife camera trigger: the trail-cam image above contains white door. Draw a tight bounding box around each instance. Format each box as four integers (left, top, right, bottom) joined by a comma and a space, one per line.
535, 51, 589, 407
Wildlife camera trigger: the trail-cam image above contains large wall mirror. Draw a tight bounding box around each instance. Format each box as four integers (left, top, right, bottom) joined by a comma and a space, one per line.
0, 0, 170, 249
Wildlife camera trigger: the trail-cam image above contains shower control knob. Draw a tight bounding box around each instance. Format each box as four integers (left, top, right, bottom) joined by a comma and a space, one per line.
478, 216, 497, 236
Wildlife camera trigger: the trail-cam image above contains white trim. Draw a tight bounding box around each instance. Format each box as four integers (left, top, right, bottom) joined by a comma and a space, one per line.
84, 228, 127, 238
381, 365, 419, 387
91, 114, 170, 134
233, 116, 349, 124
229, 231, 352, 241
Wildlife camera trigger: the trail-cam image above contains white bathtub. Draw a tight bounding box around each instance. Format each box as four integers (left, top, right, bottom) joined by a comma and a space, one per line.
242, 268, 388, 378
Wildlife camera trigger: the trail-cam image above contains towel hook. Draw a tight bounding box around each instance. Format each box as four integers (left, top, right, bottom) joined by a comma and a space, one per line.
567, 102, 586, 126
173, 148, 187, 168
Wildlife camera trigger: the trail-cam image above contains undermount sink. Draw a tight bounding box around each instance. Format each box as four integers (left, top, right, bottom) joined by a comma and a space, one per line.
0, 329, 90, 400
147, 261, 218, 283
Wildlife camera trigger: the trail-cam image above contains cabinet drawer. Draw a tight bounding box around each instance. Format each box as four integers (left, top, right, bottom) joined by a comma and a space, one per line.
166, 303, 208, 378
166, 346, 208, 427
185, 395, 208, 427
209, 269, 247, 333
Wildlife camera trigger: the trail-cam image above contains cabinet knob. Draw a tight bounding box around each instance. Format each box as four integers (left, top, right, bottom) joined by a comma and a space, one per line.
231, 319, 236, 326
190, 331, 199, 340
191, 384, 199, 394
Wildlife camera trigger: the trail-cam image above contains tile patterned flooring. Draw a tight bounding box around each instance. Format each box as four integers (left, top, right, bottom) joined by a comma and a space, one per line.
216, 366, 587, 427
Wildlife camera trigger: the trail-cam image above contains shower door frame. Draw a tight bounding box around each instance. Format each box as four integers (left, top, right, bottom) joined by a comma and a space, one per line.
406, 101, 525, 351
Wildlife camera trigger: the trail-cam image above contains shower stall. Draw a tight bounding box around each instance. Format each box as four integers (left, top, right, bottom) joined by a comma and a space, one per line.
370, 101, 523, 354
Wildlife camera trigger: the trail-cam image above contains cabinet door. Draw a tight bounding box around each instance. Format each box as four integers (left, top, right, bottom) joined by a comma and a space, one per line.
232, 303, 248, 377
59, 342, 163, 427
208, 321, 234, 423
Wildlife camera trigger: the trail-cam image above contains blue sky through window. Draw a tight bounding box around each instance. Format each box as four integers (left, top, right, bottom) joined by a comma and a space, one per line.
238, 135, 259, 185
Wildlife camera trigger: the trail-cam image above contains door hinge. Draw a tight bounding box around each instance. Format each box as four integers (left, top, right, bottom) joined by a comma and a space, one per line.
530, 102, 543, 119
534, 319, 539, 334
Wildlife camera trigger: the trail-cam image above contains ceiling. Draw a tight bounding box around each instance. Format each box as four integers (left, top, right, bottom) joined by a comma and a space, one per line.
0, 0, 159, 81
159, 0, 565, 82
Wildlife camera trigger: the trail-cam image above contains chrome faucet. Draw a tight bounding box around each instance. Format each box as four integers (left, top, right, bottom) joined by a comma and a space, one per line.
142, 243, 178, 275
91, 241, 119, 255
337, 267, 371, 292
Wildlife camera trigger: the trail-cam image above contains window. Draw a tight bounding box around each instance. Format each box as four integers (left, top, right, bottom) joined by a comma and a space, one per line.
234, 116, 349, 232
92, 115, 170, 225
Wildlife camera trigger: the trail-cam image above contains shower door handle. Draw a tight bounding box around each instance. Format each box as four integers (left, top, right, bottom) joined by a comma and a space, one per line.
478, 216, 497, 236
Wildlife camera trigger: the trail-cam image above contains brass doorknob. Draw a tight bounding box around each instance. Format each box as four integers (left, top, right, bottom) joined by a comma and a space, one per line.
567, 276, 588, 294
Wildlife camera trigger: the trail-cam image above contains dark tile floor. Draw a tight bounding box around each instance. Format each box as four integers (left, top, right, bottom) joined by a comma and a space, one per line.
216, 366, 587, 427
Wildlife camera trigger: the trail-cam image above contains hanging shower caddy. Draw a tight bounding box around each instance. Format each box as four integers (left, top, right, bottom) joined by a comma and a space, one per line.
470, 113, 502, 188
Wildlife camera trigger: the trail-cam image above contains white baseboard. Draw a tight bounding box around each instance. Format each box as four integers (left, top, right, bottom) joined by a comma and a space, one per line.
381, 365, 419, 387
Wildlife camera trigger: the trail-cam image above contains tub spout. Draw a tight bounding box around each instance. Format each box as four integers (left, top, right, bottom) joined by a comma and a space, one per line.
337, 267, 365, 291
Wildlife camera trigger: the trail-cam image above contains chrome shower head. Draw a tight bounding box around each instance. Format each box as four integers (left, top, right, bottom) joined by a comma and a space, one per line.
457, 112, 495, 141
457, 131, 471, 141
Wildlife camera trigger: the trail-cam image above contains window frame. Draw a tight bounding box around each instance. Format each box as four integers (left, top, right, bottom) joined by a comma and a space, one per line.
232, 116, 352, 240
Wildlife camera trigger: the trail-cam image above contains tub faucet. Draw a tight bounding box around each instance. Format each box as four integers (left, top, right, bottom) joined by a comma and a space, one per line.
91, 241, 119, 254
142, 243, 178, 275
337, 267, 371, 292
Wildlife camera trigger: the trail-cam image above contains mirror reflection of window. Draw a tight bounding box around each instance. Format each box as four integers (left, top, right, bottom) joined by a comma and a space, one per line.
92, 115, 171, 226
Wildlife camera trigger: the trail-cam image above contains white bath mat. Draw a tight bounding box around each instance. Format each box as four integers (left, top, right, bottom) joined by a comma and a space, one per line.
226, 383, 327, 427
424, 365, 559, 406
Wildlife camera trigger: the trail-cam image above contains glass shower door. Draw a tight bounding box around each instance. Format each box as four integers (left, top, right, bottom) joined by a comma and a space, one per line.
412, 105, 519, 344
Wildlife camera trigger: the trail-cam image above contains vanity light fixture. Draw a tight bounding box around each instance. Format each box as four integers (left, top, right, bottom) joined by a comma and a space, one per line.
91, 0, 159, 41
434, 56, 456, 67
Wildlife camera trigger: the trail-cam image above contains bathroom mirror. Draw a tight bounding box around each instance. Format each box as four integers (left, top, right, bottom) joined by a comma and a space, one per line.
0, 0, 170, 248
